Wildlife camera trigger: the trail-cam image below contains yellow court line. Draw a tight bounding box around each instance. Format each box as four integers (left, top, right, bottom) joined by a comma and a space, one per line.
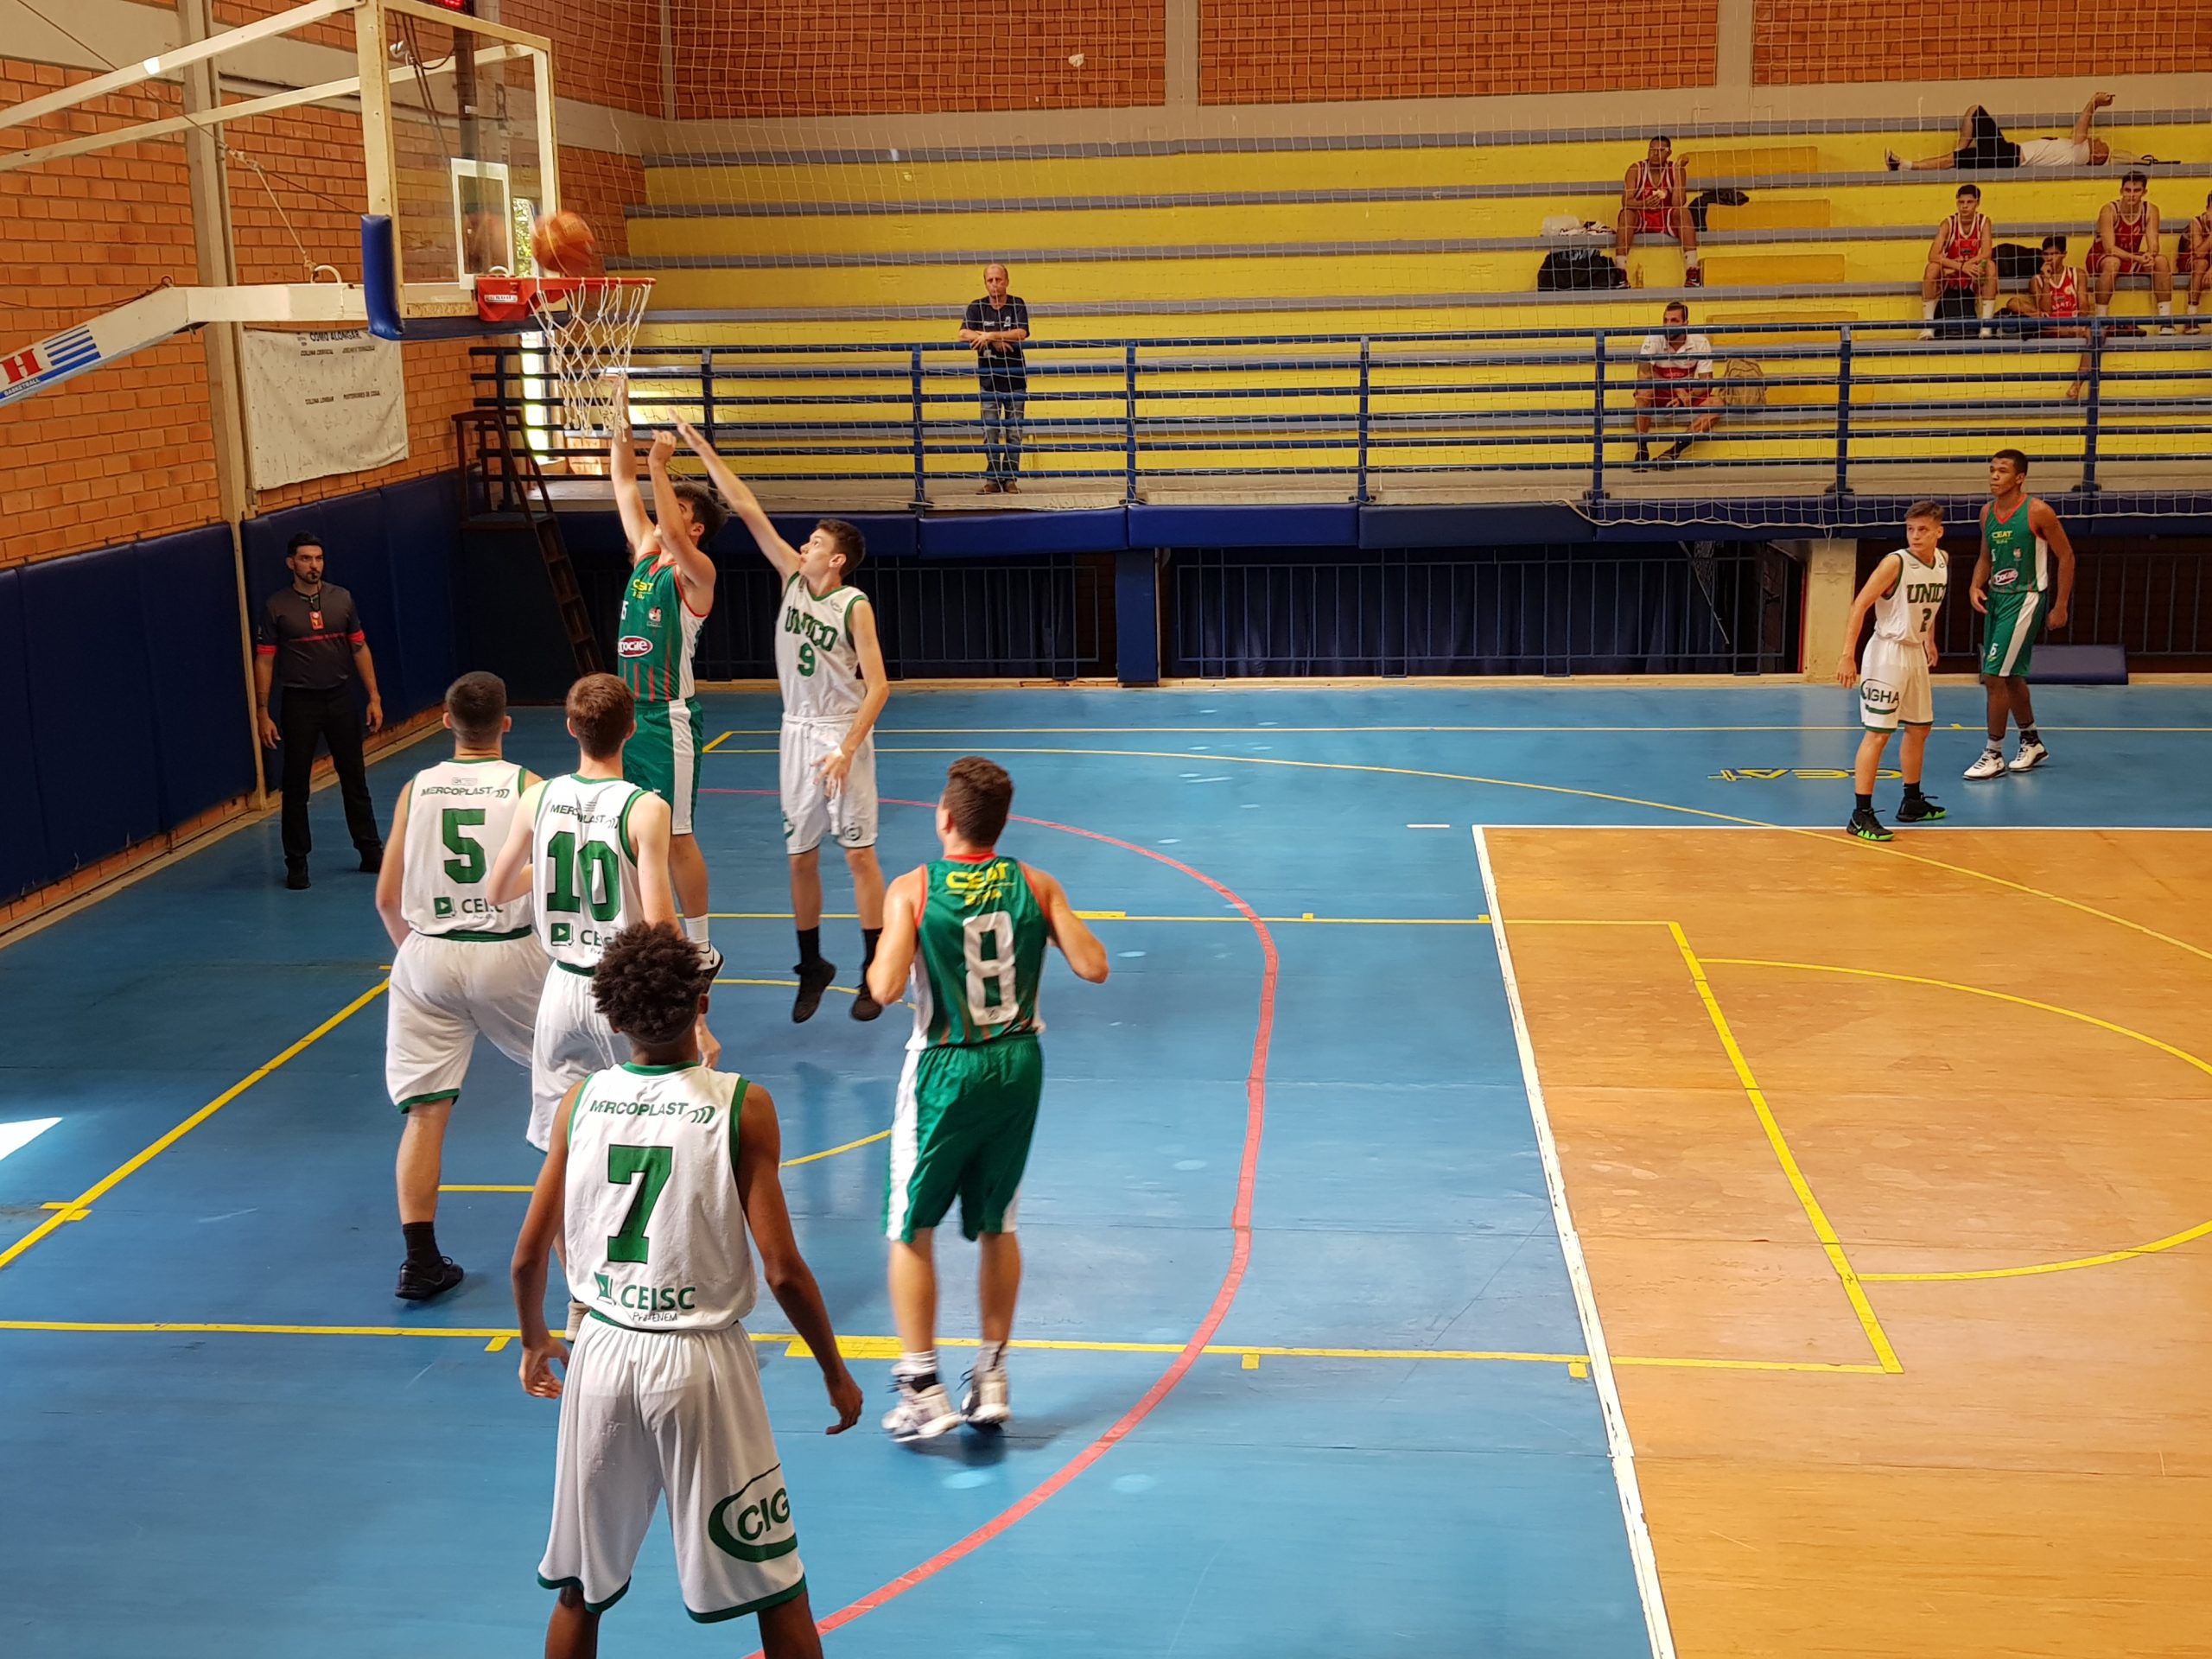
0, 979, 390, 1274
845, 745, 2212, 972
1664, 924, 1904, 1374
441, 1128, 892, 1192
702, 730, 735, 753
0, 1318, 1891, 1375
1704, 956, 2212, 1283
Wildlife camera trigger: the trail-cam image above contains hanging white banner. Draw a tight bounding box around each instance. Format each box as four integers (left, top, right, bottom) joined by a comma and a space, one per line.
242, 328, 408, 489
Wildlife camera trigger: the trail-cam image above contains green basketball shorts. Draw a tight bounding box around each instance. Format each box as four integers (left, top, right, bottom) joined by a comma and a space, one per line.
1980, 589, 2045, 679
624, 697, 704, 836
883, 1035, 1044, 1243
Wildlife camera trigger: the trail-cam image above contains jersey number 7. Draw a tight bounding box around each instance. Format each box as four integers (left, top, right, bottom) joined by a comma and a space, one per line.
607, 1144, 671, 1264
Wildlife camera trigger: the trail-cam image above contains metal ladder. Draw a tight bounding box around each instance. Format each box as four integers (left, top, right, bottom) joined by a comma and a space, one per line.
452, 407, 602, 676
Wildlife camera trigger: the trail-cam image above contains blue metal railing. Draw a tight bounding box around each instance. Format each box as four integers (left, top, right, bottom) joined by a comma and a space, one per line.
472, 319, 2211, 502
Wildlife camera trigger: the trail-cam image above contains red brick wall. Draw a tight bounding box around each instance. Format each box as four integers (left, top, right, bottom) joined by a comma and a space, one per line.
0, 56, 642, 565
1753, 0, 2212, 81
676, 0, 1166, 116
1201, 0, 1719, 103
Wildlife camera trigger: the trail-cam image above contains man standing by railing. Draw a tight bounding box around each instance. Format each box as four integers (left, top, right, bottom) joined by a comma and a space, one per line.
961, 263, 1031, 494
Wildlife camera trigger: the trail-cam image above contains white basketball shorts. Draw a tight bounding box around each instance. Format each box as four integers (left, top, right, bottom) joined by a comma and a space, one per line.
1859, 638, 1935, 732
537, 1318, 806, 1624
385, 930, 544, 1111
779, 717, 878, 857
528, 963, 626, 1150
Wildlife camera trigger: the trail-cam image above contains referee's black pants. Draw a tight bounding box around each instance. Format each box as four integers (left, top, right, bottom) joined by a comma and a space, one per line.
278, 684, 380, 865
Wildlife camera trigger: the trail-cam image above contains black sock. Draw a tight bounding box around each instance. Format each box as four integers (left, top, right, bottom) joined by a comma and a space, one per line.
402, 1220, 440, 1269
2020, 726, 2039, 744
1904, 780, 1925, 802
797, 926, 823, 968
861, 926, 883, 973
1854, 792, 1873, 813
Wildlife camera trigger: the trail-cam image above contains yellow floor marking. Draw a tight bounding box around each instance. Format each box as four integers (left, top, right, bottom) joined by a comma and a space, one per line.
0, 980, 390, 1274
855, 745, 2212, 970
1242, 1351, 1261, 1370
38, 1204, 91, 1220
1611, 1354, 1891, 1375
1666, 924, 1904, 1374
1704, 957, 2212, 1282
1568, 1359, 1590, 1379
440, 1127, 892, 1195
702, 730, 734, 753
484, 1335, 512, 1353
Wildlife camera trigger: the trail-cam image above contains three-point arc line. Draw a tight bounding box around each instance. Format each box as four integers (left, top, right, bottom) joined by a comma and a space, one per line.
699, 787, 1280, 1645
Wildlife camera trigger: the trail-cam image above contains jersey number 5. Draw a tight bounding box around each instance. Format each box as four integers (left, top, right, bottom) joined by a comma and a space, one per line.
441, 807, 487, 884
962, 912, 1019, 1025
607, 1143, 671, 1265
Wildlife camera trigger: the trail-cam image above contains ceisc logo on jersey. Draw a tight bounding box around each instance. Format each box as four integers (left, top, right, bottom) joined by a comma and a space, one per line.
708, 1472, 796, 1563
618, 635, 654, 658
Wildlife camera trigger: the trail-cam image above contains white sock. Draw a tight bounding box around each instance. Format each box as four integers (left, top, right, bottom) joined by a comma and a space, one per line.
2157, 301, 2172, 317
2094, 302, 2109, 316
1978, 299, 1995, 320
894, 1349, 938, 1383
976, 1340, 1007, 1374
1922, 300, 1937, 321
683, 913, 709, 949
1686, 251, 1701, 267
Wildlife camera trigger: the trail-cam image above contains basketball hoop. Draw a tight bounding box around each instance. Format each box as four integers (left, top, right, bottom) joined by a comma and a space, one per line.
477, 276, 653, 435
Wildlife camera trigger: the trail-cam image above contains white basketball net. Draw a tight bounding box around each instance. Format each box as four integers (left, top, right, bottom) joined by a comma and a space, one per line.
529, 279, 652, 436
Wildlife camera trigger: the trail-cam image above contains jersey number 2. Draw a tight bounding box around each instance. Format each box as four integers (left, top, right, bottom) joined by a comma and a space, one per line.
962, 912, 1019, 1025
606, 1144, 671, 1264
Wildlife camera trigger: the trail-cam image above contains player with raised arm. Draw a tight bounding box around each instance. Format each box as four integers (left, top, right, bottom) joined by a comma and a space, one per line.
609, 379, 725, 954
673, 420, 893, 1024
1964, 450, 2076, 779
513, 922, 862, 1658
374, 671, 543, 1300
1836, 502, 1950, 842
865, 758, 1109, 1441
486, 674, 708, 1158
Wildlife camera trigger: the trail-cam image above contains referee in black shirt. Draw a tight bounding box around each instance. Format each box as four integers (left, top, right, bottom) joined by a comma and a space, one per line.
254, 532, 386, 889
961, 263, 1031, 493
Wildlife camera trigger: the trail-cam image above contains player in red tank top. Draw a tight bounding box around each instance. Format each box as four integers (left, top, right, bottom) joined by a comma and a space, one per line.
1919, 185, 1997, 337
2090, 171, 2174, 328
2183, 188, 2212, 333
2018, 235, 2092, 403
1612, 136, 1702, 287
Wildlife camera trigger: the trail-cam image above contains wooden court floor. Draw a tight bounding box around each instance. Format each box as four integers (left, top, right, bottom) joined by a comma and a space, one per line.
1495, 828, 2212, 1658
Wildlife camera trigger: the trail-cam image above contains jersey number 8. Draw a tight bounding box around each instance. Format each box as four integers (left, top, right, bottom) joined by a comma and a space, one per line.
961, 911, 1019, 1025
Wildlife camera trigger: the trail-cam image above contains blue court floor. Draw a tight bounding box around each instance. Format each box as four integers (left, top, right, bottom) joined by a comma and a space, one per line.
3, 681, 2209, 1656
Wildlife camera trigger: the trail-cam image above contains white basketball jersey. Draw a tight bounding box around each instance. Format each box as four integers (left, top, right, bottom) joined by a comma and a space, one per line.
401, 759, 533, 937
531, 774, 649, 970
775, 574, 867, 721
565, 1062, 758, 1332
1873, 549, 1948, 646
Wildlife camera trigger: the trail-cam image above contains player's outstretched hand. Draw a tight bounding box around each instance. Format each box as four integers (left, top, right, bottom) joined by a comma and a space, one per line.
649, 430, 679, 467
673, 418, 710, 454
520, 1336, 569, 1399
823, 1365, 864, 1433
816, 748, 852, 798
1835, 653, 1859, 688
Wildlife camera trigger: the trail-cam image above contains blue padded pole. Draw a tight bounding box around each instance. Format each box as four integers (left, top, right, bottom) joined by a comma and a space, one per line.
361, 215, 403, 341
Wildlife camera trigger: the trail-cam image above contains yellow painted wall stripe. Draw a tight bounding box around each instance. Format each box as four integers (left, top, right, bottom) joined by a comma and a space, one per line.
0, 980, 390, 1274
1666, 925, 1904, 1373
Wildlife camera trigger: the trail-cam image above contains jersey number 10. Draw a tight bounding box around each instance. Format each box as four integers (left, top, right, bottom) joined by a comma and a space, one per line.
544, 829, 623, 920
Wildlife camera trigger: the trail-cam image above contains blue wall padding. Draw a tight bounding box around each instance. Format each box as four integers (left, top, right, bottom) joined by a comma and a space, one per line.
381, 474, 461, 713
918, 508, 1126, 557
19, 543, 164, 878
0, 568, 51, 899
136, 525, 258, 830
1130, 504, 1358, 549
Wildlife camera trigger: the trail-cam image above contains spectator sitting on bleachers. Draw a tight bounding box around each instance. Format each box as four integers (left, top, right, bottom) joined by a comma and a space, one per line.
1920, 184, 1997, 340
1615, 136, 1701, 288
2089, 172, 2173, 329
2184, 190, 2212, 334
1886, 92, 2157, 171
1631, 302, 1720, 468
1999, 236, 2090, 403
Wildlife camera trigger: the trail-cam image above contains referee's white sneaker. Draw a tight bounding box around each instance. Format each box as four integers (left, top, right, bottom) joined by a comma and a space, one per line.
883, 1376, 962, 1444
2008, 740, 2050, 772
1962, 749, 2009, 780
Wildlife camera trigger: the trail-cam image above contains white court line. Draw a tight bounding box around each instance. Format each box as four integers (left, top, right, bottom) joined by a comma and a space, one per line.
1474, 827, 1677, 1659
0, 1119, 60, 1164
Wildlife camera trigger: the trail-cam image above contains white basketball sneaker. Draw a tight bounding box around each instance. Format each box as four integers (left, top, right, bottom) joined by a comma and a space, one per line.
882, 1376, 962, 1444
961, 1365, 1012, 1431
1962, 748, 2009, 779
2009, 740, 2050, 772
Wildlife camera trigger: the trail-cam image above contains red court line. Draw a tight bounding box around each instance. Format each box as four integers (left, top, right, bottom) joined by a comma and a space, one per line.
705, 786, 1278, 1641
